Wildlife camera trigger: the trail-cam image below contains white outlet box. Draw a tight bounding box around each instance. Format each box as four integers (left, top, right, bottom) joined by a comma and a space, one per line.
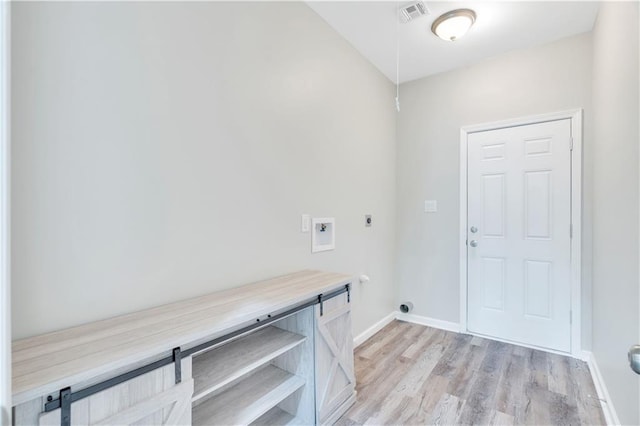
311, 217, 335, 253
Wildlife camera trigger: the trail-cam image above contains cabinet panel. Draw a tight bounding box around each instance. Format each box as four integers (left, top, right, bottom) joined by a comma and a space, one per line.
31, 358, 192, 426
271, 307, 316, 425
315, 293, 356, 424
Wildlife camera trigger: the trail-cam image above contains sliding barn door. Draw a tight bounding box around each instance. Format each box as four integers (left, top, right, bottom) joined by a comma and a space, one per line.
38, 359, 193, 426
315, 293, 356, 424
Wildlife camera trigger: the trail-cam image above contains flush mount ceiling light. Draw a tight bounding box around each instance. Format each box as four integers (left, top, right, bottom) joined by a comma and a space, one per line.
431, 8, 476, 41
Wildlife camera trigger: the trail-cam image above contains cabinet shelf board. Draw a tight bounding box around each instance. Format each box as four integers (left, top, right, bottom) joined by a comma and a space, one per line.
192, 365, 305, 426
250, 406, 303, 426
192, 326, 305, 403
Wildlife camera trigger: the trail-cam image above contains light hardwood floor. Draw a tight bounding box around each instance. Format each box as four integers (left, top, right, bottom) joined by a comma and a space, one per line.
337, 320, 605, 425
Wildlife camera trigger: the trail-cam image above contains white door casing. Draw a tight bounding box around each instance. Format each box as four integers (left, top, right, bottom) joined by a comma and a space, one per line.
460, 110, 582, 355
0, 1, 10, 425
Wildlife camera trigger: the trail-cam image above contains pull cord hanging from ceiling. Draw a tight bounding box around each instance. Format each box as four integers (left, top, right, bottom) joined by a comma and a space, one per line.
395, 1, 400, 112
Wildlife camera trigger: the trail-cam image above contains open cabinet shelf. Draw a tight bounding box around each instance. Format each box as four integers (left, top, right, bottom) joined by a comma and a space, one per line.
187, 297, 352, 426
192, 325, 306, 403
192, 365, 305, 426
250, 405, 302, 426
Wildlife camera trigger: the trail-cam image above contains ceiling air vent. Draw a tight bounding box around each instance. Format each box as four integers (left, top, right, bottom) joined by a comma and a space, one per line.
400, 1, 429, 23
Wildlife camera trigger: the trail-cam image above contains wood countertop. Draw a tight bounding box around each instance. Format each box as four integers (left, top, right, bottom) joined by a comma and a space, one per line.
12, 270, 352, 405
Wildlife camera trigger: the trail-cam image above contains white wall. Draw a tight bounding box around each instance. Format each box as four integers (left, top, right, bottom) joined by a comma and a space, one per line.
396, 33, 593, 345
591, 2, 640, 424
11, 2, 397, 340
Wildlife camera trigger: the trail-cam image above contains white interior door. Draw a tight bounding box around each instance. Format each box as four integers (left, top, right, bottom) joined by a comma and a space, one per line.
467, 119, 572, 352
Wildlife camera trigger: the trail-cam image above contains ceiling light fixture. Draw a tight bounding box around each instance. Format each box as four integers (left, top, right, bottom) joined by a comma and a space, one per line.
431, 8, 476, 41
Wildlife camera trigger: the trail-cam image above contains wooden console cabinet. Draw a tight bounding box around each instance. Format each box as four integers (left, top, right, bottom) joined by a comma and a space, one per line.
12, 270, 356, 425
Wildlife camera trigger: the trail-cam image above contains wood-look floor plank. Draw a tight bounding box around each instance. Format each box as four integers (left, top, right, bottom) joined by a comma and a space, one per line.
362, 329, 451, 424
447, 343, 487, 400
527, 347, 550, 390
405, 374, 450, 425
488, 409, 515, 426
471, 336, 490, 348
512, 344, 530, 358
338, 321, 605, 426
456, 340, 512, 425
347, 323, 426, 423
430, 333, 473, 379
567, 357, 607, 425
430, 393, 466, 425
333, 416, 362, 426
356, 321, 404, 360
494, 353, 527, 421
400, 326, 435, 360
548, 352, 571, 396
356, 322, 421, 391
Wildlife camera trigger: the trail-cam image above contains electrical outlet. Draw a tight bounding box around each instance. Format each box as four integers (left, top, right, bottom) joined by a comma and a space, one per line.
424, 200, 437, 213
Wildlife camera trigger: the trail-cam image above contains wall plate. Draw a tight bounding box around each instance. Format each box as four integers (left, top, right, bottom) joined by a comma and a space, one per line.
301, 214, 310, 232
311, 217, 335, 253
424, 200, 438, 212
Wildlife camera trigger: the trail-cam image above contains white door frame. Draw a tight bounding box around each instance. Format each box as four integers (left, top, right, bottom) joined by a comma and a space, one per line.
459, 109, 583, 357
0, 1, 10, 424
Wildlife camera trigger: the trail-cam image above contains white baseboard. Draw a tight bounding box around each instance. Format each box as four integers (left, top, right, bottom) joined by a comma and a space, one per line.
353, 311, 461, 348
395, 312, 461, 333
579, 350, 592, 362
353, 312, 396, 347
582, 350, 620, 426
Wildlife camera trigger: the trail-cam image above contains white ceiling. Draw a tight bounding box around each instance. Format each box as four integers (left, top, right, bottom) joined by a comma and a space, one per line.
307, 1, 599, 83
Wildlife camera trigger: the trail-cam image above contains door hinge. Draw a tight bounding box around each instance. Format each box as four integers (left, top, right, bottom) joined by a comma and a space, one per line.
570, 310, 573, 325
570, 224, 573, 238
570, 137, 574, 151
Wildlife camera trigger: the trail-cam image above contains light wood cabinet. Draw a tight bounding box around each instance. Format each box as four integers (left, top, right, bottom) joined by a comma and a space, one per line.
25, 359, 192, 426
314, 293, 356, 425
12, 271, 356, 426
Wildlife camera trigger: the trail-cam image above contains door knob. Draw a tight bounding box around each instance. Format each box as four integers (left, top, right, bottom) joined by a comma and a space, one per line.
469, 240, 478, 247
629, 345, 640, 374
470, 226, 478, 233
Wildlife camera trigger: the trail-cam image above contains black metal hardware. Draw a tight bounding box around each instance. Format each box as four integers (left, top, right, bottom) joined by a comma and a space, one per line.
322, 285, 349, 302
173, 347, 182, 384
44, 282, 352, 418
347, 283, 351, 303
182, 296, 323, 358
60, 387, 71, 426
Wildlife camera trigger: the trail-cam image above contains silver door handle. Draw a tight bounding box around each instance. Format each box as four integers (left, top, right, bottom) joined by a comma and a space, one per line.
470, 226, 478, 233
469, 240, 478, 248
629, 345, 640, 374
